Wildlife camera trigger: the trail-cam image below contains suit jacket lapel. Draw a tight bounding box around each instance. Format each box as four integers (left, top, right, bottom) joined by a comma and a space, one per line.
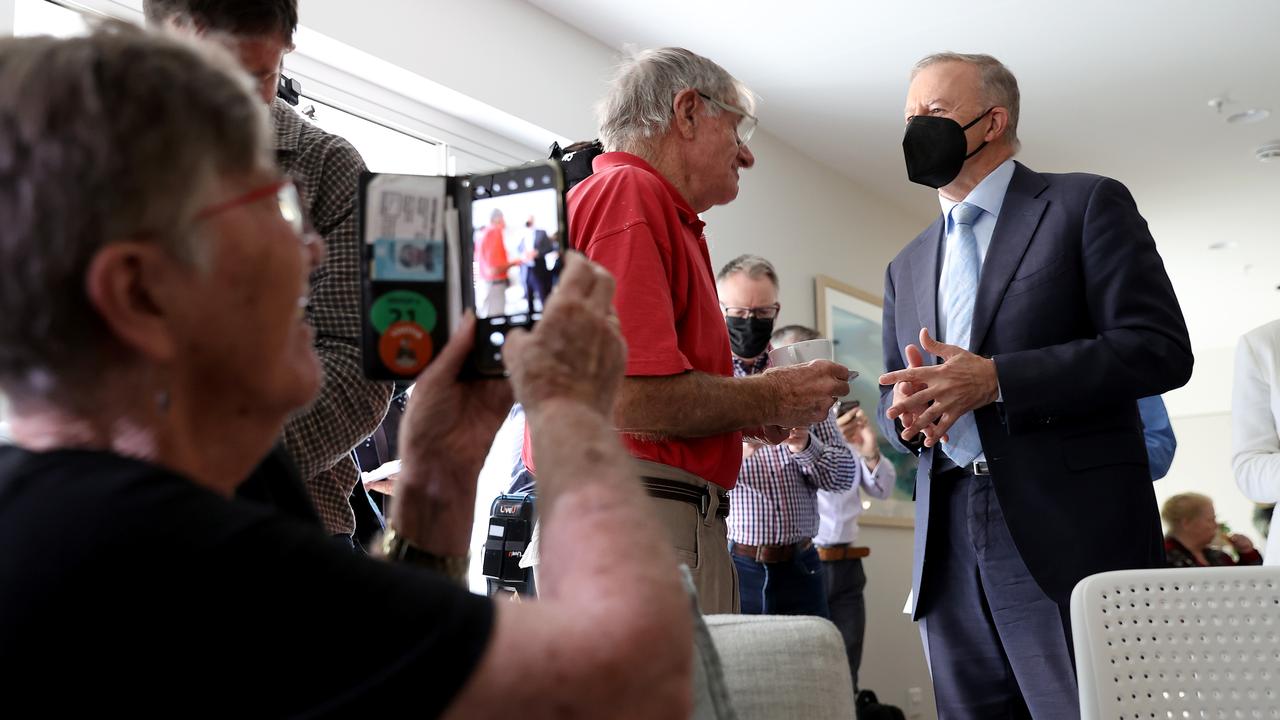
909, 216, 944, 360
969, 162, 1048, 352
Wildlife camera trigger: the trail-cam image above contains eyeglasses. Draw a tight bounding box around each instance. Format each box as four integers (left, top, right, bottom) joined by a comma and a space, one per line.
194, 178, 309, 240
721, 303, 780, 320
697, 91, 758, 145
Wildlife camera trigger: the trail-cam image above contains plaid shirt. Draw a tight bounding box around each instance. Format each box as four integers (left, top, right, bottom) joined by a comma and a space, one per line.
273, 100, 392, 536
727, 353, 857, 545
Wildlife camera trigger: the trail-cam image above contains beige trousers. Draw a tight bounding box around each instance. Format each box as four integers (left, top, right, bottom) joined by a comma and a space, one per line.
635, 460, 740, 615
519, 460, 740, 614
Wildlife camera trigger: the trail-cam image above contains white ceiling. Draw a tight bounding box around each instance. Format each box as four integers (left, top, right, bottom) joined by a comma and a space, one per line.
527, 0, 1280, 352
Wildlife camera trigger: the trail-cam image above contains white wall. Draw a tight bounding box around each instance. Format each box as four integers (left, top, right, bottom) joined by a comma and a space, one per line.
860, 524, 936, 717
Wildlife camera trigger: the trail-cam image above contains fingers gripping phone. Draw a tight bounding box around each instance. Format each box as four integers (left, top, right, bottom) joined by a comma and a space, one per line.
357, 161, 567, 380
837, 399, 861, 417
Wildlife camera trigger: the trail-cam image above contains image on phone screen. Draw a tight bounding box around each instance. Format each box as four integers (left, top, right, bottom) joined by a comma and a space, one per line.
470, 186, 562, 321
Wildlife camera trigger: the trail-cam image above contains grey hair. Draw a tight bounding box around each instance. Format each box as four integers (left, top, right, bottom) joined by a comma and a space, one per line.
597, 47, 757, 154
716, 254, 778, 288
913, 52, 1021, 151
771, 325, 821, 345
0, 22, 271, 400
490, 208, 504, 223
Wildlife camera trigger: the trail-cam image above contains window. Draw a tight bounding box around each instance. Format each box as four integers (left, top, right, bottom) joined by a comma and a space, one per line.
13, 0, 89, 36
290, 97, 443, 176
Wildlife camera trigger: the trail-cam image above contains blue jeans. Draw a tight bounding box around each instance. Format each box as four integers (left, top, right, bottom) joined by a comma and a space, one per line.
731, 543, 829, 618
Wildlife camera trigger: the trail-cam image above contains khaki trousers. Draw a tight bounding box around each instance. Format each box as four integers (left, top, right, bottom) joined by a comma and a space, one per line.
519, 460, 740, 614
635, 460, 739, 615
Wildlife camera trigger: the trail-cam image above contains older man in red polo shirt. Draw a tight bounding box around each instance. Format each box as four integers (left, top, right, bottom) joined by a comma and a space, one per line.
523, 47, 850, 613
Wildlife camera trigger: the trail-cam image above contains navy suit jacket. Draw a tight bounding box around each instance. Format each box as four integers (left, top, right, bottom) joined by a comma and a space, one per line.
878, 162, 1193, 617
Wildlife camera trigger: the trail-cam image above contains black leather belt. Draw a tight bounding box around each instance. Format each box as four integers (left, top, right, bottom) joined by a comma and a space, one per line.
933, 460, 991, 481
641, 477, 729, 519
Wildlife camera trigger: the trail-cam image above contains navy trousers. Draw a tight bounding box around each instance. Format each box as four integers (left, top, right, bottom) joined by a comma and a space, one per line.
822, 557, 867, 694
917, 472, 1079, 720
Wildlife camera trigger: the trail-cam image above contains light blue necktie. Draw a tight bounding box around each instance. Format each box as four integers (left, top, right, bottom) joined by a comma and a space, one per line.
939, 201, 984, 467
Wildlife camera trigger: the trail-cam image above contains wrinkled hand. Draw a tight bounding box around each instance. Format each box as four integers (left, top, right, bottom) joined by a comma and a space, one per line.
503, 253, 626, 419
762, 360, 851, 428
837, 406, 880, 459
784, 427, 810, 454
742, 441, 761, 460
1229, 533, 1255, 554
395, 313, 515, 553
878, 328, 998, 447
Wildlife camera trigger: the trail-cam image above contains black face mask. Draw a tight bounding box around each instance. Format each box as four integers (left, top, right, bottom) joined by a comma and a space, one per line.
725, 316, 774, 359
902, 107, 994, 188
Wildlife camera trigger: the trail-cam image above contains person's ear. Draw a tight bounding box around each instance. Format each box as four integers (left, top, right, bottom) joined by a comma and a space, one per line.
671, 88, 702, 140
986, 107, 1010, 144
83, 242, 183, 364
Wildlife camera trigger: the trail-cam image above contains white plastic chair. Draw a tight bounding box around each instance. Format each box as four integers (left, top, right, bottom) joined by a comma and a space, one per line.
1071, 566, 1280, 720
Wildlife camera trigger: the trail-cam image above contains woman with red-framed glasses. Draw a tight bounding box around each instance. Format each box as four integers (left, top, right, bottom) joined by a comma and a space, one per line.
0, 25, 692, 719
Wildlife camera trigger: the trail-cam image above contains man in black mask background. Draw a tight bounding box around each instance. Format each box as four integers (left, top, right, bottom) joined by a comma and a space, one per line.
716, 255, 858, 617
877, 53, 1192, 719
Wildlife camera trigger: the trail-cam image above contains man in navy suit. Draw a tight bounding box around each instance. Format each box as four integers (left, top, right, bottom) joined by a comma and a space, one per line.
877, 53, 1192, 719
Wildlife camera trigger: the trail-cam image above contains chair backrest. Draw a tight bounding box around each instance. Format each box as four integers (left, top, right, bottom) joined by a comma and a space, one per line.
1071, 566, 1280, 720
704, 614, 855, 720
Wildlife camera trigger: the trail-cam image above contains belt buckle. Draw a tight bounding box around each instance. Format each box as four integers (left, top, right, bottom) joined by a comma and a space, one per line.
699, 489, 710, 518
971, 460, 990, 476
754, 545, 768, 563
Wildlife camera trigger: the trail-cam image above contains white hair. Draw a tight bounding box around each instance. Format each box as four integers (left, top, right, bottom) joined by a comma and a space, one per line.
596, 46, 756, 154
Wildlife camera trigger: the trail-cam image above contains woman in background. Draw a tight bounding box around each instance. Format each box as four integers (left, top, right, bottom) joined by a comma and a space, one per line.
1161, 493, 1262, 567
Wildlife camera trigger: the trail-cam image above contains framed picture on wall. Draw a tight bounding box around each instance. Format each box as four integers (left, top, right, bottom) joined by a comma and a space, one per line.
815, 275, 917, 527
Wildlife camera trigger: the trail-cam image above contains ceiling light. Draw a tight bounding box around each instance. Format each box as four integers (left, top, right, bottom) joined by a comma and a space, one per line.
1255, 142, 1280, 162
1228, 108, 1271, 124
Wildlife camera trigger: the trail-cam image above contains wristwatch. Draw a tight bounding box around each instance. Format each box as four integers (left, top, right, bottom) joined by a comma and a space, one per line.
380, 526, 469, 585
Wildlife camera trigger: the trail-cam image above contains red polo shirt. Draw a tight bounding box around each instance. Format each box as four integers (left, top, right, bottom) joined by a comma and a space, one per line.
477, 226, 508, 281
522, 152, 742, 489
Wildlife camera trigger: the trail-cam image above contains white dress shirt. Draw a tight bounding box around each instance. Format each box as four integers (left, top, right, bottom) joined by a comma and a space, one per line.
814, 450, 898, 547
1232, 319, 1280, 565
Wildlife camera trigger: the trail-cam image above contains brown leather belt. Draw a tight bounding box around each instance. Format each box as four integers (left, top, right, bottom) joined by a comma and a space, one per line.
816, 544, 870, 562
731, 539, 812, 564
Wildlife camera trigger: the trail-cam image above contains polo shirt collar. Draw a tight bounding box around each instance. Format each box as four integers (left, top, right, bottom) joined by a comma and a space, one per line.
592, 152, 704, 231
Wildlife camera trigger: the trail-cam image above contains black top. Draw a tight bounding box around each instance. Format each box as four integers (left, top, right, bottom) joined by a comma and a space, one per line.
0, 446, 493, 717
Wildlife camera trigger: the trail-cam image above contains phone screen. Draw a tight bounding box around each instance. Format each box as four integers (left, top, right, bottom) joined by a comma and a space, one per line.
461, 163, 567, 376
469, 187, 562, 321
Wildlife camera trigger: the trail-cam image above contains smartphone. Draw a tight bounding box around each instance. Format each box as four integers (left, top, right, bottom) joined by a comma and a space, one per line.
837, 399, 861, 417
458, 161, 567, 377
357, 161, 567, 380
